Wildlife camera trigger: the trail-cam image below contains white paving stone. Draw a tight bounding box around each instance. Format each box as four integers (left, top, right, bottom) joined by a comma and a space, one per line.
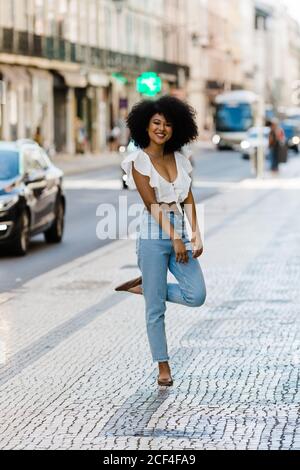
1, 162, 300, 449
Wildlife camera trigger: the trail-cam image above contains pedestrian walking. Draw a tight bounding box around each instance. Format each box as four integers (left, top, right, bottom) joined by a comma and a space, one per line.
33, 126, 43, 147
269, 119, 285, 174
115, 96, 206, 387
107, 125, 121, 151
75, 117, 88, 154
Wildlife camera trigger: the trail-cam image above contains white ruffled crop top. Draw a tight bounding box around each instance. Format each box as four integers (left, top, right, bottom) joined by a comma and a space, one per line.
121, 149, 193, 206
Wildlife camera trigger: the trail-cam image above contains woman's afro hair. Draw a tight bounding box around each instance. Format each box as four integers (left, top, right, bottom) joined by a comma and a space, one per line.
127, 95, 198, 153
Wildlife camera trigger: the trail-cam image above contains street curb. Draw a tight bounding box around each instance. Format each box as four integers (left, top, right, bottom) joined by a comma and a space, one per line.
52, 142, 214, 176
51, 153, 123, 177
23, 238, 132, 290
58, 161, 122, 177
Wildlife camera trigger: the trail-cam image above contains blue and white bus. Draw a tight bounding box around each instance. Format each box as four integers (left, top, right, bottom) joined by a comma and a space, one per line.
213, 90, 259, 150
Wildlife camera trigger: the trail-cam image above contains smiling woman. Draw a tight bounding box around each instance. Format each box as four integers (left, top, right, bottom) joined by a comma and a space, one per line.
116, 95, 206, 388
127, 96, 198, 154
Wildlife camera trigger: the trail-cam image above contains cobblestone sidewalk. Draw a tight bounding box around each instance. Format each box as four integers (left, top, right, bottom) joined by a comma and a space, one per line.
0, 162, 300, 450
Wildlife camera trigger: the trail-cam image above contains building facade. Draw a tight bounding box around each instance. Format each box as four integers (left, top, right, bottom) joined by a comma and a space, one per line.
254, 0, 300, 111
186, 0, 247, 135
0, 0, 189, 153
1, 0, 300, 151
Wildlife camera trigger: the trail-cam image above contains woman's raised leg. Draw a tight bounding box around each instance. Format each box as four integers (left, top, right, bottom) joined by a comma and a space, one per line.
167, 249, 206, 308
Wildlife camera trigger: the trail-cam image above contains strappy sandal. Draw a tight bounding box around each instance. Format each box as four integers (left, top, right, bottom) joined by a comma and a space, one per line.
115, 276, 142, 292
157, 377, 174, 387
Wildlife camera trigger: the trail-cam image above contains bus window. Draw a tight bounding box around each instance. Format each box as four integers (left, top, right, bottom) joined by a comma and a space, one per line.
216, 103, 254, 132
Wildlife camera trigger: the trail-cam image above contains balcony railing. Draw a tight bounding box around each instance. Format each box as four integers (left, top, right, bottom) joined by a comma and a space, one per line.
33, 34, 43, 57
45, 36, 55, 60
2, 28, 14, 53
16, 31, 29, 55
0, 28, 189, 79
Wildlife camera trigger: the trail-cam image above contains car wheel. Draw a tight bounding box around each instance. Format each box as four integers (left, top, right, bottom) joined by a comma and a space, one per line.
12, 210, 30, 256
44, 199, 65, 244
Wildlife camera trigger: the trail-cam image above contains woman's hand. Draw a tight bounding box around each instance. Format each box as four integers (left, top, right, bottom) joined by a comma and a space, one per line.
173, 239, 189, 263
191, 236, 203, 259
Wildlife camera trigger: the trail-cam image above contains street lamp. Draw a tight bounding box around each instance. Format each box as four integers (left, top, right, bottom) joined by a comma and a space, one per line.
256, 14, 267, 179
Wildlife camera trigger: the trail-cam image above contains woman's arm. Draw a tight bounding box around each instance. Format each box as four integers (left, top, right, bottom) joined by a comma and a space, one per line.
183, 189, 203, 259
132, 165, 189, 263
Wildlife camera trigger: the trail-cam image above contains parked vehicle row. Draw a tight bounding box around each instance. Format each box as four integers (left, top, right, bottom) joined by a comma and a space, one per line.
240, 127, 271, 160
212, 91, 300, 156
0, 140, 65, 256
280, 120, 300, 153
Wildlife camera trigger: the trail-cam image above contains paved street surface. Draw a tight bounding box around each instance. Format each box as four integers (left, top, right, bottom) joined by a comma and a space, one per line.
0, 147, 252, 293
1, 153, 300, 450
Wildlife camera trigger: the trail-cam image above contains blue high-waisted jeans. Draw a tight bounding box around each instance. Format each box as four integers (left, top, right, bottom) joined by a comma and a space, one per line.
136, 209, 206, 363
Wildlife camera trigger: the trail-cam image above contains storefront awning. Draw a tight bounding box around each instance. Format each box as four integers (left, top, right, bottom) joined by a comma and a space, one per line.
88, 72, 110, 87
159, 73, 177, 83
14, 66, 31, 87
29, 68, 52, 80
0, 64, 33, 88
60, 71, 87, 88
0, 65, 20, 85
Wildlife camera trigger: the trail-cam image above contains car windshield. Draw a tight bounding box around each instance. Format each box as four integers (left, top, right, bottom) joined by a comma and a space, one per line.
0, 150, 20, 180
281, 123, 294, 139
216, 103, 254, 132
287, 115, 300, 121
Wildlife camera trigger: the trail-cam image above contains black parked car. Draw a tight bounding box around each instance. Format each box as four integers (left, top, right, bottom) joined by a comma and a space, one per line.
0, 140, 66, 256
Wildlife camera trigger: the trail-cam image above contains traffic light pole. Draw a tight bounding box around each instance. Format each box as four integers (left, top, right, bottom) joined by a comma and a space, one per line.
256, 17, 266, 179
257, 97, 265, 179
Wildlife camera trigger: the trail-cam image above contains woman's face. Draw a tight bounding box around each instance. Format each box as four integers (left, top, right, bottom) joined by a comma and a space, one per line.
147, 113, 173, 146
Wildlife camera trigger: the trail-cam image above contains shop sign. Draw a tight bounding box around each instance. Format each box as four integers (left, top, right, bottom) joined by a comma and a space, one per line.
112, 72, 128, 85
136, 72, 162, 97
119, 98, 128, 109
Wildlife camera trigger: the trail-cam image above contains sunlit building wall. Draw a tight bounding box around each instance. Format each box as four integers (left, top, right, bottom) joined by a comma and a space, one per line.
286, 17, 300, 109
254, 0, 300, 110
239, 0, 256, 91
1, 0, 300, 148
0, 0, 189, 152
185, 0, 209, 133
189, 0, 246, 134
